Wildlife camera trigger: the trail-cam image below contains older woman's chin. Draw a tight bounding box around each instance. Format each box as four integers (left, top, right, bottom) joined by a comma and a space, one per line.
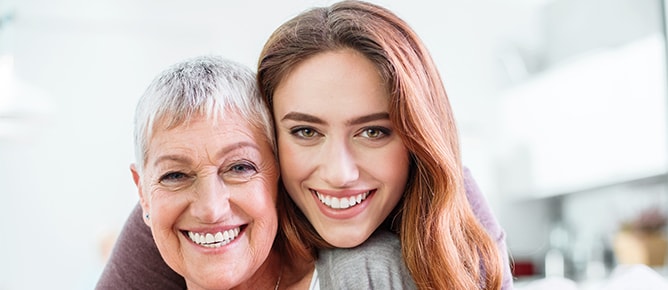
159, 230, 274, 289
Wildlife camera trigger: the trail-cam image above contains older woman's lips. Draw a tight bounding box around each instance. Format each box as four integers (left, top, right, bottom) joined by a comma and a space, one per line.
185, 227, 241, 248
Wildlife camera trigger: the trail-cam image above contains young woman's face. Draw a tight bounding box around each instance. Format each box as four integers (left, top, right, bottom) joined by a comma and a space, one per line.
273, 49, 410, 247
133, 112, 279, 289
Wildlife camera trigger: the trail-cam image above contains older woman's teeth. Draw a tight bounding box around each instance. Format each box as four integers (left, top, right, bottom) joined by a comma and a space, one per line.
316, 191, 369, 209
187, 227, 240, 248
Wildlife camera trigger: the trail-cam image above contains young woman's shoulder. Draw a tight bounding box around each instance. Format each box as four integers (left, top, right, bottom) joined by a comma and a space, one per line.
316, 229, 416, 289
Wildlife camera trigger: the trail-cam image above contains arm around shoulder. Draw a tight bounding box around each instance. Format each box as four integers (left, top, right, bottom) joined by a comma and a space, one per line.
95, 203, 186, 290
463, 167, 515, 289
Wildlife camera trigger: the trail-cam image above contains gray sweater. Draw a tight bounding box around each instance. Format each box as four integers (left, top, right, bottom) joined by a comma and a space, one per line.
317, 229, 416, 289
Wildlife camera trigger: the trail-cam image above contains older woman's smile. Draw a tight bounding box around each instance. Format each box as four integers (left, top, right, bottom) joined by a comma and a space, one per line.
185, 226, 243, 248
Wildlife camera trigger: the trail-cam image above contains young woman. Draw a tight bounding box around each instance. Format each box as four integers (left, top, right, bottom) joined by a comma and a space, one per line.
98, 1, 513, 289
259, 1, 506, 289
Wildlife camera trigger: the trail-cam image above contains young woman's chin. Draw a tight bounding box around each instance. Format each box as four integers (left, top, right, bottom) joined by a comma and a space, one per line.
319, 227, 376, 248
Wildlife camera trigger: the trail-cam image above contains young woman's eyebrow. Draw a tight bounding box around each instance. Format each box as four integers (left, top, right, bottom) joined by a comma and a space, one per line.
281, 112, 389, 126
347, 112, 389, 126
281, 112, 325, 124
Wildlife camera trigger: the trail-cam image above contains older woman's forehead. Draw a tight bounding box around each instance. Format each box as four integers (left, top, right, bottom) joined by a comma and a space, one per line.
139, 92, 274, 153
143, 112, 274, 161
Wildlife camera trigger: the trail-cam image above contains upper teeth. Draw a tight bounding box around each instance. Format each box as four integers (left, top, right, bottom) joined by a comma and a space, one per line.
316, 191, 369, 209
187, 227, 240, 248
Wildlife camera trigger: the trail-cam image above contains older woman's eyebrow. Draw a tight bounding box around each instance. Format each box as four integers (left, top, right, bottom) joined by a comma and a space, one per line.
152, 154, 193, 167
151, 142, 261, 167
213, 141, 261, 159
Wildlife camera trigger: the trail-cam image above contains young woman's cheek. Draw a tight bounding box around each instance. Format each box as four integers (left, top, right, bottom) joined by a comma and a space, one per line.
278, 138, 307, 182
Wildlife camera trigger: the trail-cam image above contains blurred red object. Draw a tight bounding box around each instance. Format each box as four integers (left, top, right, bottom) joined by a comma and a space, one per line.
512, 260, 535, 277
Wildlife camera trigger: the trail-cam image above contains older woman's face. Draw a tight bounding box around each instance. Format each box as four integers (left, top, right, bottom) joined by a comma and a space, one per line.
133, 112, 278, 289
273, 49, 410, 248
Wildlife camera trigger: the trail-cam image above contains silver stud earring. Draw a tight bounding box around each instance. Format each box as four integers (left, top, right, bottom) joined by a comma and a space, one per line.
145, 213, 150, 220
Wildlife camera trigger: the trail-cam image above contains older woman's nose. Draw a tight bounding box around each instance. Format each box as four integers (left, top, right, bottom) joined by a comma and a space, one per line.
319, 140, 359, 187
190, 175, 231, 223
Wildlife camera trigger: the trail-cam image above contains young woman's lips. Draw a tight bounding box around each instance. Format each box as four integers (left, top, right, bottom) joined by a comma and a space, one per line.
310, 189, 375, 219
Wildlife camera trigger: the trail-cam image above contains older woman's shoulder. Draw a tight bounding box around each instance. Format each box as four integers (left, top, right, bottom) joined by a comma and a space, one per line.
316, 229, 416, 289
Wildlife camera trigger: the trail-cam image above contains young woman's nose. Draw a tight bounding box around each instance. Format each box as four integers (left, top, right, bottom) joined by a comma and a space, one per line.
190, 175, 231, 223
319, 139, 359, 187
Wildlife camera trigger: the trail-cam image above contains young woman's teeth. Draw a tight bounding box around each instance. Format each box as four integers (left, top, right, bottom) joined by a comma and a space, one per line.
187, 227, 240, 248
316, 191, 369, 209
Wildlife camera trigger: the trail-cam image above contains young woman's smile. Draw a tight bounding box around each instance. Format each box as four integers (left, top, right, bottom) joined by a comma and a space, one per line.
273, 48, 410, 248
311, 188, 375, 219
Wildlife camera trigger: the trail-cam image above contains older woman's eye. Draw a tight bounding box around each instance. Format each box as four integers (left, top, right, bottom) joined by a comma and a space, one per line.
230, 162, 257, 174
223, 161, 258, 182
159, 171, 189, 184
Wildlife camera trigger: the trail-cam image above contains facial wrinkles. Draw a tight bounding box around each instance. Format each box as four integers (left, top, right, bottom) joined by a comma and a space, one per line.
145, 121, 268, 224
149, 125, 261, 168
136, 110, 281, 289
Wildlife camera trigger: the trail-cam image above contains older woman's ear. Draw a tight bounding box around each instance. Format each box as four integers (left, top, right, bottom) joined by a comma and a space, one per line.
130, 163, 151, 227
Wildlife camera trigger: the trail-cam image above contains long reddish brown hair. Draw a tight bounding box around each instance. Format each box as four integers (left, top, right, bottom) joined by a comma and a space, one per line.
259, 1, 502, 289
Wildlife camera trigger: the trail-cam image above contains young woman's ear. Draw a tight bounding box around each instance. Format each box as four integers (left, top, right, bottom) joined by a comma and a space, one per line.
130, 163, 151, 227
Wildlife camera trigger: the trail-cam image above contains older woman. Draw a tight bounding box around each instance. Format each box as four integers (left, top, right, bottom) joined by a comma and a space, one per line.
126, 55, 312, 289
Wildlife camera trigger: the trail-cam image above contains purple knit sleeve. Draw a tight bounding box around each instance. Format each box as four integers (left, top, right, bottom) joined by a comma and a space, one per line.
463, 167, 515, 289
95, 204, 186, 290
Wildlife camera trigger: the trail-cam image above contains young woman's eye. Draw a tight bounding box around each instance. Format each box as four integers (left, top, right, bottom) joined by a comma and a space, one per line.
359, 127, 390, 139
290, 127, 319, 139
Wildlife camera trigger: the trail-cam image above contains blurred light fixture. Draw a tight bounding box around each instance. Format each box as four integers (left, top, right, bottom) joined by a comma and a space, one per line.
0, 9, 53, 139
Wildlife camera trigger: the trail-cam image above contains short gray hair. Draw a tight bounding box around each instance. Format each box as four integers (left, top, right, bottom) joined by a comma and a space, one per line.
133, 55, 274, 172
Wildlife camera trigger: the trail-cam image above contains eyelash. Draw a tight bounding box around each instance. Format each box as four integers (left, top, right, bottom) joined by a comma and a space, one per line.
228, 161, 257, 174
358, 126, 391, 139
290, 127, 321, 139
289, 126, 391, 140
157, 161, 258, 185
159, 171, 190, 184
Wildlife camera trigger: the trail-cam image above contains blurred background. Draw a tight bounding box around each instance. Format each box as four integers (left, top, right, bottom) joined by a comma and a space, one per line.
0, 0, 666, 289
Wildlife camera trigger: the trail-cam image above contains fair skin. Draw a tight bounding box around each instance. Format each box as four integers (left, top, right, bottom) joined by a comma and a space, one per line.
132, 111, 282, 290
273, 49, 410, 248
